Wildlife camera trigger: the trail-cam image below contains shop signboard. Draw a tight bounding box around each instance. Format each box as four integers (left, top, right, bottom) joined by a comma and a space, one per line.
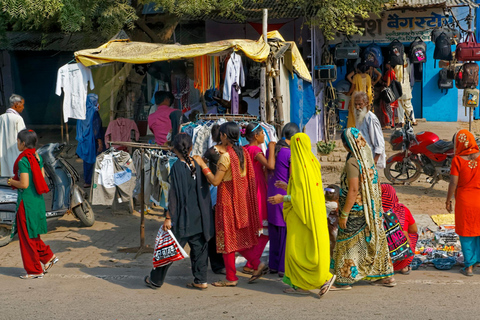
336, 9, 451, 43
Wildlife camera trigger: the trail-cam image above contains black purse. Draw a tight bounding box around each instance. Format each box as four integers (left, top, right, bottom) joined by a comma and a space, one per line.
383, 209, 414, 262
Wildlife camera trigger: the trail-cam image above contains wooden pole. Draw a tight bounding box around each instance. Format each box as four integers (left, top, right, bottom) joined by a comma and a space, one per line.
139, 148, 145, 248
273, 58, 284, 129
259, 9, 268, 122
65, 123, 69, 144
266, 58, 274, 123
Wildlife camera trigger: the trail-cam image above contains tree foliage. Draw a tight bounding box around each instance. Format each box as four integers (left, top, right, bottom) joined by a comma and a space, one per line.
0, 0, 390, 41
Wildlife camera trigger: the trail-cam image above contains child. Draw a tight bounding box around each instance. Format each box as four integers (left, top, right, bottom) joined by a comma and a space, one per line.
8, 129, 58, 279
325, 184, 340, 257
242, 123, 276, 275
145, 133, 214, 289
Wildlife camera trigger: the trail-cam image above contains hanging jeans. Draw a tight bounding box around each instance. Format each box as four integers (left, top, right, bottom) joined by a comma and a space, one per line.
83, 161, 95, 185
16, 201, 54, 275
230, 83, 240, 114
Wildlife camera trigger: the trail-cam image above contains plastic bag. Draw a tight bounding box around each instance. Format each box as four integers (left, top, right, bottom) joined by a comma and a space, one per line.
152, 226, 189, 268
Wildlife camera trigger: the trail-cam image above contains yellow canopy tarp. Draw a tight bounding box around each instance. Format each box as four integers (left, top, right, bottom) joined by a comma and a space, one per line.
74, 30, 311, 81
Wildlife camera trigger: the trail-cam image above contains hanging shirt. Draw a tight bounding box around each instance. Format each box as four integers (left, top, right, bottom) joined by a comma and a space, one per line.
55, 63, 95, 122
104, 118, 140, 149
0, 112, 26, 176
148, 105, 175, 145
222, 52, 245, 101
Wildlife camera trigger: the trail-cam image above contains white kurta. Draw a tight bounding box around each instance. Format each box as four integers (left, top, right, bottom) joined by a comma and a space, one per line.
357, 111, 386, 170
0, 113, 26, 176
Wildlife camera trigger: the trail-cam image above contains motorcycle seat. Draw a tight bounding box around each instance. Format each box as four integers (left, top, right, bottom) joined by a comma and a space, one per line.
427, 140, 454, 154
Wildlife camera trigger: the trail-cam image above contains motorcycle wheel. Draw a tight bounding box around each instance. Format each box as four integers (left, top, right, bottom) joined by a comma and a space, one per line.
384, 158, 422, 184
73, 201, 95, 227
0, 226, 13, 247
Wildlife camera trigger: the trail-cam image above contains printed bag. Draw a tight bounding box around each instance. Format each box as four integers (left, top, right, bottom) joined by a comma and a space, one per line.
383, 209, 414, 262
363, 43, 383, 68
409, 37, 427, 63
152, 226, 189, 268
334, 39, 360, 60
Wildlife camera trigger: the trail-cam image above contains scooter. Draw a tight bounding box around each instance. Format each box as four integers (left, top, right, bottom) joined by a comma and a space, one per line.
0, 143, 95, 247
384, 117, 454, 189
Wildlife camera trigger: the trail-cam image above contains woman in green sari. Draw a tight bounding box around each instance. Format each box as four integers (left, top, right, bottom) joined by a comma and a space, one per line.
332, 127, 394, 290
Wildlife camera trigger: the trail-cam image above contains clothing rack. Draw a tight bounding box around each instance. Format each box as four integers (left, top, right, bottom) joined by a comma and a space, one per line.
197, 113, 258, 122
108, 141, 171, 258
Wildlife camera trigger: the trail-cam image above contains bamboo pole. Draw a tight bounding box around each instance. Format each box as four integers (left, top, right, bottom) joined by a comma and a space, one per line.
266, 57, 274, 123
259, 9, 268, 122
273, 58, 284, 129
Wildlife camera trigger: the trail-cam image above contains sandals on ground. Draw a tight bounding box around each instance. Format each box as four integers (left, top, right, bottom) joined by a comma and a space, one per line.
43, 256, 59, 273
248, 263, 269, 284
241, 266, 254, 275
144, 276, 161, 289
283, 287, 310, 295
186, 282, 208, 290
211, 280, 237, 287
318, 275, 336, 298
371, 277, 397, 287
20, 274, 44, 279
398, 266, 411, 275
329, 285, 352, 291
460, 268, 474, 277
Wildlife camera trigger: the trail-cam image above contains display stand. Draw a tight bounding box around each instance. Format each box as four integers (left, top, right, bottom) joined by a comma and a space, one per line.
197, 113, 258, 122
108, 141, 171, 258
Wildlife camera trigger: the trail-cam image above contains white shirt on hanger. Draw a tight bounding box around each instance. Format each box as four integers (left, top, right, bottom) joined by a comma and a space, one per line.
222, 52, 245, 101
55, 63, 95, 122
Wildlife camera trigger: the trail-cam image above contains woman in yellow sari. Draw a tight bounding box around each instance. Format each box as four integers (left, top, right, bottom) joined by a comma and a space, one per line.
268, 133, 335, 298
347, 64, 373, 128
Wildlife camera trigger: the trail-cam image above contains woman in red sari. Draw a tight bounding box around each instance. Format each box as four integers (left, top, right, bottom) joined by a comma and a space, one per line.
194, 122, 267, 286
381, 184, 418, 274
446, 129, 480, 276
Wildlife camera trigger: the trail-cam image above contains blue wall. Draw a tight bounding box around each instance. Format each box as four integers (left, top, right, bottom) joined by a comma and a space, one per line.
421, 41, 458, 121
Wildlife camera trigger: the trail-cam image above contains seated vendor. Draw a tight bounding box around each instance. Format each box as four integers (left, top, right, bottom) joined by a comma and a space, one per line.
148, 91, 174, 145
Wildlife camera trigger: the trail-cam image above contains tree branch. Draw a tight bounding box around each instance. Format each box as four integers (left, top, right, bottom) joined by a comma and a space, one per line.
135, 18, 163, 43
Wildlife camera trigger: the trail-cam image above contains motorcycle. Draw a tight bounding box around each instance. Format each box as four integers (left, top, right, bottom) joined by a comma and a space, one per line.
0, 143, 95, 247
384, 118, 454, 189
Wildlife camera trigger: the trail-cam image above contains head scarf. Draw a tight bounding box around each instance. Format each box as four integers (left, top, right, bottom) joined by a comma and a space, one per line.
341, 127, 382, 235
285, 133, 326, 230
454, 129, 479, 156
13, 148, 49, 195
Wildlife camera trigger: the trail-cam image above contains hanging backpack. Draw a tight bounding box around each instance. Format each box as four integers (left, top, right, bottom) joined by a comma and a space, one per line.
334, 39, 360, 60
456, 32, 480, 62
463, 88, 480, 108
388, 39, 404, 66
455, 63, 479, 89
363, 43, 383, 68
433, 33, 453, 65
410, 37, 427, 64
321, 44, 334, 65
431, 26, 461, 44
438, 69, 453, 94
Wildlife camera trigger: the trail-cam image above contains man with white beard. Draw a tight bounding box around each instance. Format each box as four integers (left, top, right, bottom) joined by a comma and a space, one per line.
353, 91, 386, 169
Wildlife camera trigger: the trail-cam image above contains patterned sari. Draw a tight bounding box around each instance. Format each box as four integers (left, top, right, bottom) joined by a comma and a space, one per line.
333, 127, 393, 285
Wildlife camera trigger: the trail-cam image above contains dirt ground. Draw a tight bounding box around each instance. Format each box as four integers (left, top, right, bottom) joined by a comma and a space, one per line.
2, 121, 480, 320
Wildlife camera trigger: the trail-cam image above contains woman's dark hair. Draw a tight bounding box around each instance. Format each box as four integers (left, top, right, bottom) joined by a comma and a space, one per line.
172, 133, 196, 178
245, 122, 263, 142
275, 122, 300, 157
17, 129, 38, 149
219, 122, 245, 171
358, 63, 369, 74
211, 124, 221, 143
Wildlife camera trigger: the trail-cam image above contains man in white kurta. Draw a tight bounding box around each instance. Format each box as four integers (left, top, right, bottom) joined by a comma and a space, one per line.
0, 94, 26, 176
353, 91, 386, 169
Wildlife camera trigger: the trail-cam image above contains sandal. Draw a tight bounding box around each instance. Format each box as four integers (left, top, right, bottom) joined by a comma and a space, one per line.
460, 267, 474, 277
283, 287, 310, 295
242, 266, 254, 275
211, 280, 237, 287
329, 285, 352, 291
371, 277, 397, 287
144, 276, 161, 289
186, 282, 208, 290
318, 275, 336, 298
43, 256, 59, 273
398, 266, 411, 275
20, 274, 43, 279
248, 263, 269, 284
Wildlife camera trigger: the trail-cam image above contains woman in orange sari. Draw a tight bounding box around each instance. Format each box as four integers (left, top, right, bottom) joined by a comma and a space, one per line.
446, 129, 480, 276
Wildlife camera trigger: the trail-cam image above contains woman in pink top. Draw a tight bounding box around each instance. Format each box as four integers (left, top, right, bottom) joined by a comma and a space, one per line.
242, 123, 276, 275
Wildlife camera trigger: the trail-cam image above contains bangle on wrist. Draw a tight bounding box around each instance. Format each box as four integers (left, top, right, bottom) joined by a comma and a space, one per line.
340, 210, 349, 218
202, 167, 212, 175
165, 217, 171, 220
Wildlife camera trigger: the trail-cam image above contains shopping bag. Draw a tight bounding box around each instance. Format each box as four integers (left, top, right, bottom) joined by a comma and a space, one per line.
382, 209, 414, 262
152, 226, 189, 268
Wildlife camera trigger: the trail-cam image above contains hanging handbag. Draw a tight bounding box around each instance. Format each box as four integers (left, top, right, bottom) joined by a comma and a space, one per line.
456, 32, 480, 62
455, 63, 479, 89
315, 65, 337, 81
334, 39, 360, 60
463, 88, 480, 108
383, 209, 414, 262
